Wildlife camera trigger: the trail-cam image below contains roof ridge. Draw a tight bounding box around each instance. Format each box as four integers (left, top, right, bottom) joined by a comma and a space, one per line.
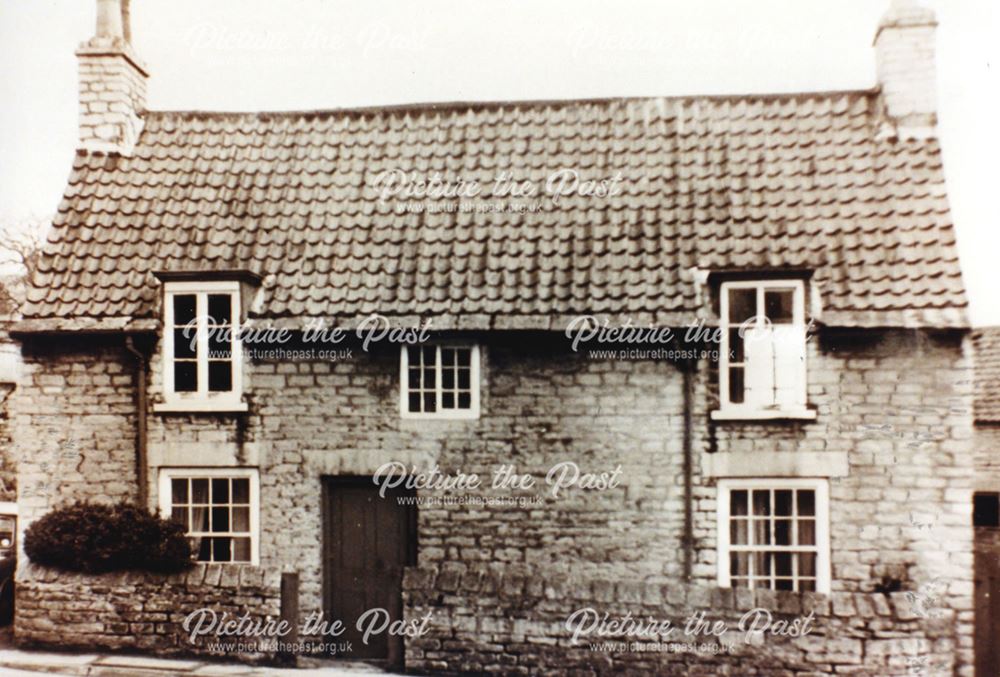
142, 87, 880, 120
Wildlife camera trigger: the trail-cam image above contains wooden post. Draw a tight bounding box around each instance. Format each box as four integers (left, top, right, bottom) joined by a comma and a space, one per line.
280, 572, 299, 663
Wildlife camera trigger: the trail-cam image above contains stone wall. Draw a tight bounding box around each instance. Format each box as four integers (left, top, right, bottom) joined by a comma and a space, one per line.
13, 335, 139, 530
973, 424, 1000, 492
402, 565, 960, 676
15, 562, 278, 656
11, 329, 976, 673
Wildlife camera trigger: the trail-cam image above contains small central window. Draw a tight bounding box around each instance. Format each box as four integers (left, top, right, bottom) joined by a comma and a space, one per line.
161, 281, 244, 411
400, 345, 480, 419
159, 468, 259, 564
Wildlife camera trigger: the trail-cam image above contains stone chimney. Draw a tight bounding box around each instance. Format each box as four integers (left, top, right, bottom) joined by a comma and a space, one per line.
76, 0, 149, 155
874, 0, 938, 138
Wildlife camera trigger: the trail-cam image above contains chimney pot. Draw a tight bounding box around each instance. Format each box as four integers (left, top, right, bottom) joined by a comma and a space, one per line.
95, 0, 125, 40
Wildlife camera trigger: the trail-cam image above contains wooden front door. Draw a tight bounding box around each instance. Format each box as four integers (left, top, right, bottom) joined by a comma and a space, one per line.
975, 528, 1000, 677
322, 477, 416, 666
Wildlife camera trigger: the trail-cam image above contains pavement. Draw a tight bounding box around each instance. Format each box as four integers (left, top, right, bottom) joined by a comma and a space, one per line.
0, 649, 405, 677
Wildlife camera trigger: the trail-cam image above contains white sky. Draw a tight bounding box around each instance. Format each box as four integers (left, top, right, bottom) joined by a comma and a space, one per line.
1, 0, 997, 324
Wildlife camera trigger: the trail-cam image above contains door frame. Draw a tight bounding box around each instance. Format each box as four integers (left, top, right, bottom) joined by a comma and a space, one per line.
321, 475, 417, 668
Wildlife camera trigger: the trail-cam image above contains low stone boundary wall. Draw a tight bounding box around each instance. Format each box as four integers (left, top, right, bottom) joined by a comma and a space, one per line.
402, 565, 963, 676
15, 562, 280, 657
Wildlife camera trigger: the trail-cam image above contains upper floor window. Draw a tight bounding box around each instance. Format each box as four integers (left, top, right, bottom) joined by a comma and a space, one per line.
400, 345, 480, 419
716, 280, 813, 420
160, 281, 245, 412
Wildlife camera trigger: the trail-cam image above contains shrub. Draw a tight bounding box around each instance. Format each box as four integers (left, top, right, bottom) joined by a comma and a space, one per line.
24, 501, 193, 574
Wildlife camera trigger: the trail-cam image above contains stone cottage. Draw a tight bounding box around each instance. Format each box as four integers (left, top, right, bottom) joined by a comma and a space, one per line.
11, 0, 983, 674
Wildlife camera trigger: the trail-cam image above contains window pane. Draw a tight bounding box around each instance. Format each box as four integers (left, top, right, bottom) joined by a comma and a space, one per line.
799, 552, 817, 578
458, 369, 471, 390
775, 578, 794, 591
775, 552, 793, 577
442, 392, 455, 409
407, 346, 420, 365
730, 490, 748, 516
775, 519, 792, 546
456, 349, 471, 368
233, 537, 251, 562
730, 552, 749, 577
423, 392, 436, 413
173, 295, 196, 325
208, 294, 232, 325
208, 331, 231, 358
752, 490, 771, 516
233, 507, 250, 532
754, 552, 772, 578
212, 537, 232, 562
764, 289, 795, 324
192, 507, 209, 532
730, 519, 748, 545
173, 329, 197, 359
208, 361, 233, 392
728, 288, 756, 324
442, 368, 455, 389
192, 479, 209, 503
170, 507, 188, 528
232, 478, 250, 504
174, 362, 197, 392
729, 329, 744, 363
408, 392, 421, 412
458, 392, 471, 409
753, 519, 771, 545
441, 348, 456, 365
171, 478, 188, 504
211, 507, 230, 533
408, 367, 421, 389
797, 490, 816, 516
196, 538, 212, 561
728, 367, 744, 404
423, 367, 436, 388
212, 478, 229, 503
775, 490, 793, 516
800, 579, 816, 592
798, 519, 816, 546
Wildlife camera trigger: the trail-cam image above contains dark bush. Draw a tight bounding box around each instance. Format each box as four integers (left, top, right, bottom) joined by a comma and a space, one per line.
24, 501, 193, 574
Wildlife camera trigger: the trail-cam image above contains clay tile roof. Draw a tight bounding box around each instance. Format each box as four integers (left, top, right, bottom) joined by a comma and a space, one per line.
974, 328, 1000, 423
22, 91, 968, 331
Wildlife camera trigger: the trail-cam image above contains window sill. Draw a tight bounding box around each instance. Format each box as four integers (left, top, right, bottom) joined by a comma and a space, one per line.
399, 411, 480, 421
711, 407, 816, 422
154, 400, 249, 414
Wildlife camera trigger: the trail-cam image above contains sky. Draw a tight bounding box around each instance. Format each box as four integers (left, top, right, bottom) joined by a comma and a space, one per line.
0, 0, 997, 324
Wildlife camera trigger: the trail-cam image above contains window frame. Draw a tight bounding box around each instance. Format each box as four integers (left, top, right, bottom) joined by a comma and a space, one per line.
158, 467, 260, 565
716, 477, 831, 594
716, 279, 813, 420
399, 344, 481, 420
159, 280, 246, 412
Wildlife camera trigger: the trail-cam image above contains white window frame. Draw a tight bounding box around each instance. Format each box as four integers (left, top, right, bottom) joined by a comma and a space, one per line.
715, 279, 814, 420
158, 281, 246, 412
716, 478, 830, 594
158, 467, 260, 565
399, 344, 481, 420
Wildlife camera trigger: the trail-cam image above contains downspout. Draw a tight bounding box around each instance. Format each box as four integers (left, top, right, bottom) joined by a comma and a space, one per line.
682, 358, 695, 582
124, 336, 148, 508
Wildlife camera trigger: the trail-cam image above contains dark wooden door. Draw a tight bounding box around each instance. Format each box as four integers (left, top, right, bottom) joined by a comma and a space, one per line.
975, 529, 1000, 677
322, 478, 416, 666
